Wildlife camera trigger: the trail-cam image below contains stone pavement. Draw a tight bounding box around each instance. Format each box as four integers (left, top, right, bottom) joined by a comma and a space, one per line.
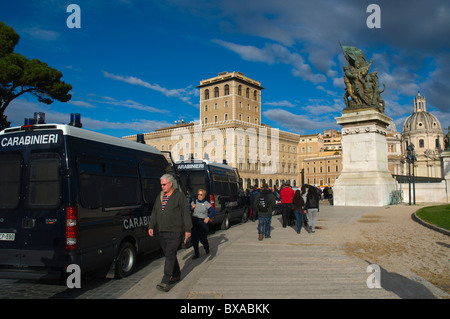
120, 203, 450, 299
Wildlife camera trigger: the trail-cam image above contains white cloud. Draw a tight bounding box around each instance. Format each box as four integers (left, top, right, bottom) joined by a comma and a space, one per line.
263, 109, 338, 133
102, 71, 199, 105
264, 100, 296, 108
213, 40, 326, 84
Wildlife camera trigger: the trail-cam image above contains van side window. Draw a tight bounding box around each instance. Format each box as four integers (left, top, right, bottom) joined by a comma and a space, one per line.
0, 153, 22, 209
28, 152, 61, 209
140, 157, 166, 205
78, 156, 141, 208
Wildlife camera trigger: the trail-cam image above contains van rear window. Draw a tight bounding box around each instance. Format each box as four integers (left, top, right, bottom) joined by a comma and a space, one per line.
27, 153, 61, 209
0, 153, 22, 209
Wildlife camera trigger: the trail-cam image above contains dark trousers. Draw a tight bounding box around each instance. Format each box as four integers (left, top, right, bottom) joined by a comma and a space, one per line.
281, 203, 293, 227
159, 232, 183, 284
191, 217, 209, 256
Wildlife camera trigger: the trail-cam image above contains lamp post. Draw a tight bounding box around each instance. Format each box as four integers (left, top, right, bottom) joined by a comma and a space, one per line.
406, 143, 417, 205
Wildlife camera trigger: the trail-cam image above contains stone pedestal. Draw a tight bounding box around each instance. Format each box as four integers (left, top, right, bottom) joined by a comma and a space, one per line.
334, 108, 397, 206
442, 150, 450, 202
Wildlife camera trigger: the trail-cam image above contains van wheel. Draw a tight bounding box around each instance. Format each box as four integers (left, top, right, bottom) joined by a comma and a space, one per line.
221, 213, 230, 230
115, 242, 136, 278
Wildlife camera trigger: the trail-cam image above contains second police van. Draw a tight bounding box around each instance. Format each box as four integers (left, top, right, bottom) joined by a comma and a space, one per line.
176, 159, 248, 229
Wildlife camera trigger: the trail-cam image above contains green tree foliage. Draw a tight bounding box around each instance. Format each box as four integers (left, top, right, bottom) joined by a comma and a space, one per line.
0, 21, 72, 129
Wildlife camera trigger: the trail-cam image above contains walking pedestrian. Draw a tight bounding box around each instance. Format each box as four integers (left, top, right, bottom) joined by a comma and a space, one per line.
279, 182, 294, 228
249, 185, 260, 221
190, 189, 215, 259
148, 174, 192, 292
254, 183, 276, 240
302, 184, 320, 233
292, 190, 305, 234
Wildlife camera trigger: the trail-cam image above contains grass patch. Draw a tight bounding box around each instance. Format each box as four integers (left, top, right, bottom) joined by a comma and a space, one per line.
416, 205, 450, 231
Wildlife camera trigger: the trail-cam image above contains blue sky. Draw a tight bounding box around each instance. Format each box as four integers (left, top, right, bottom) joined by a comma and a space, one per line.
1, 0, 449, 138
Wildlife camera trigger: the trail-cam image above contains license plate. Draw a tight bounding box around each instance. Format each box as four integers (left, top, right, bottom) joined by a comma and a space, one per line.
0, 233, 15, 241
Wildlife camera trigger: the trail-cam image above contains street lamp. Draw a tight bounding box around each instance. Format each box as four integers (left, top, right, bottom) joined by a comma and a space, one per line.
406, 143, 417, 205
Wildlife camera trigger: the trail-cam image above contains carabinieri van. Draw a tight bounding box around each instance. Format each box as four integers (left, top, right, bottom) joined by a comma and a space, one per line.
176, 159, 248, 230
0, 113, 175, 280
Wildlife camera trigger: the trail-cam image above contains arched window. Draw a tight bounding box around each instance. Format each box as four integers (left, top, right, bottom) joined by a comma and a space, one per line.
246, 88, 250, 98
204, 89, 209, 100
224, 84, 230, 95
214, 87, 219, 98
419, 139, 425, 148
238, 85, 242, 96
253, 90, 257, 100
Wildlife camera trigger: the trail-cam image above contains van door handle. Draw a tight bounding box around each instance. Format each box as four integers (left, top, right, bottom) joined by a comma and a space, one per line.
22, 218, 36, 229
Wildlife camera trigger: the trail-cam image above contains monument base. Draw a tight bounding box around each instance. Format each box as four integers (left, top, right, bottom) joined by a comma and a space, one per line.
334, 108, 397, 206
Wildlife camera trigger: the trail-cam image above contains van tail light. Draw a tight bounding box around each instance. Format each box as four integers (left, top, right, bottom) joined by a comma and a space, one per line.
209, 195, 215, 209
65, 206, 78, 251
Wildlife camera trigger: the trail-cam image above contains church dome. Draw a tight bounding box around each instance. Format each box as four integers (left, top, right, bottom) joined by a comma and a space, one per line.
402, 92, 442, 134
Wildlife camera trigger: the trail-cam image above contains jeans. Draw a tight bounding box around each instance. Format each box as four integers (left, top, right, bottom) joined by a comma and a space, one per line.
294, 210, 304, 233
281, 203, 293, 227
159, 232, 183, 284
306, 208, 318, 232
258, 214, 272, 237
191, 216, 210, 256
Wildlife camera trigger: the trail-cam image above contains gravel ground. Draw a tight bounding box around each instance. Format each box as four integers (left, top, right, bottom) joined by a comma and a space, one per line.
329, 204, 450, 295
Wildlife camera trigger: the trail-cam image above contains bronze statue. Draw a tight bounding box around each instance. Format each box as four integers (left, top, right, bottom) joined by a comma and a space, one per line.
341, 44, 385, 113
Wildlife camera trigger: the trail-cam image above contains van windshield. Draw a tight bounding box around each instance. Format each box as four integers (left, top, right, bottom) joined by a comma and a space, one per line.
0, 153, 22, 209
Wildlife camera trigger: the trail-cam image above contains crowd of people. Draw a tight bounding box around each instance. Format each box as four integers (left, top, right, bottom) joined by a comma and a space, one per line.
147, 173, 327, 292
250, 182, 322, 240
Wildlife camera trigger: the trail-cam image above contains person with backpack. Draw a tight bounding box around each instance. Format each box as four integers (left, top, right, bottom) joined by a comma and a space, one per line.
190, 189, 216, 259
254, 183, 276, 240
302, 184, 320, 233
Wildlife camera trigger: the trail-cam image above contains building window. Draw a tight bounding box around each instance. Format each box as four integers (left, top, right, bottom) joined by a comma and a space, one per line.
214, 87, 219, 98
204, 89, 209, 100
254, 90, 257, 100
204, 117, 208, 124
246, 88, 250, 98
238, 85, 242, 95
419, 139, 425, 148
204, 105, 208, 111
224, 84, 230, 95
224, 113, 228, 121
214, 115, 218, 123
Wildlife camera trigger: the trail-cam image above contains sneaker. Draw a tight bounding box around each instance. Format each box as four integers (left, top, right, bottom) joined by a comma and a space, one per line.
265, 235, 271, 238
156, 283, 171, 292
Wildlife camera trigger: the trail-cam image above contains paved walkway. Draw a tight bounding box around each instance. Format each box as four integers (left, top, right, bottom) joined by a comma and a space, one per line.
120, 203, 449, 299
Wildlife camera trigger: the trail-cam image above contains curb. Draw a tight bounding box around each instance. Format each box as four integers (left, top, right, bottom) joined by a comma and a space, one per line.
412, 212, 450, 236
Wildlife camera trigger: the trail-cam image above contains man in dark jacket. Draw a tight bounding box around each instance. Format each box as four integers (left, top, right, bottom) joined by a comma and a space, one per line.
254, 183, 276, 240
149, 174, 192, 292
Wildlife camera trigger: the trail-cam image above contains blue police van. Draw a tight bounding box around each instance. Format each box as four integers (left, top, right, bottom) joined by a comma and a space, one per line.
176, 160, 248, 230
0, 113, 175, 280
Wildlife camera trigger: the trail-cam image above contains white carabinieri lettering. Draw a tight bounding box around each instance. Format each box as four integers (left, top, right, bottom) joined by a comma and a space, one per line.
1, 134, 59, 147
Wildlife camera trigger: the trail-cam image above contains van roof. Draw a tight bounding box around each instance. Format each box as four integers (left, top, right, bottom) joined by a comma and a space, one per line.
0, 124, 162, 155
